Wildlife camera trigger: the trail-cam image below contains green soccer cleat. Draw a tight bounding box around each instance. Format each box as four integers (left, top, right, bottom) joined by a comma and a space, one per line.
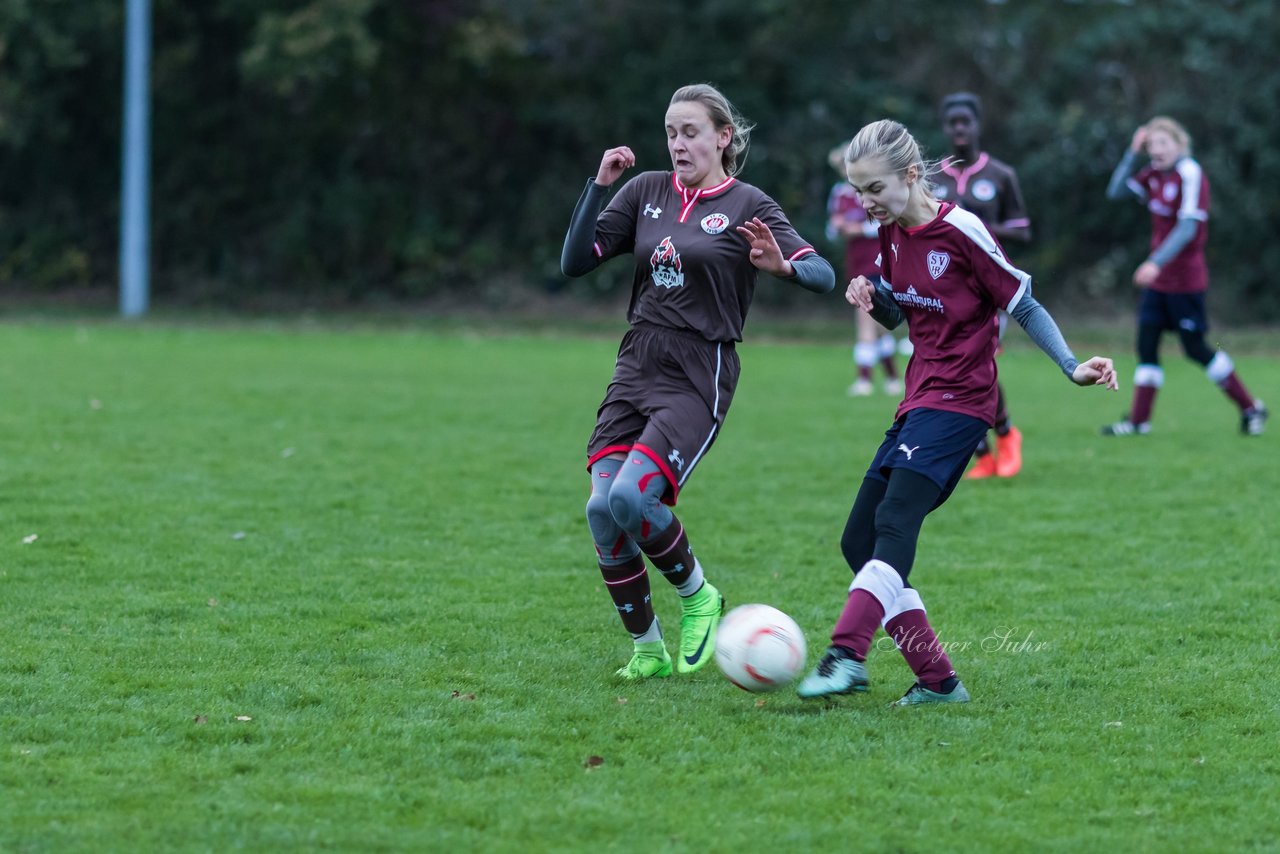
614, 641, 672, 680
797, 646, 870, 698
893, 680, 971, 707
676, 582, 724, 673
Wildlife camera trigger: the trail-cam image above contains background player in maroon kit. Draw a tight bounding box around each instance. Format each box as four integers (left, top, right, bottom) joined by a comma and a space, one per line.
828, 142, 901, 397
561, 84, 835, 680
933, 92, 1032, 479
1102, 116, 1267, 436
796, 119, 1116, 706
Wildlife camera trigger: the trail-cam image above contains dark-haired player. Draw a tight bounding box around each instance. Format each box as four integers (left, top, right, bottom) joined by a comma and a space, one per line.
561, 84, 835, 680
797, 119, 1117, 706
934, 92, 1031, 478
1102, 116, 1267, 437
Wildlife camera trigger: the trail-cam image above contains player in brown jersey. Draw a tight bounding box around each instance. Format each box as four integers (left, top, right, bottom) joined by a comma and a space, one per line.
933, 92, 1033, 479
796, 119, 1116, 706
561, 84, 835, 680
1102, 116, 1267, 437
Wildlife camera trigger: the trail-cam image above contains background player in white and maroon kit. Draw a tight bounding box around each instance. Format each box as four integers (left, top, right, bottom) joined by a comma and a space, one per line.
796, 119, 1117, 706
562, 84, 835, 681
933, 92, 1032, 478
1102, 116, 1267, 437
828, 142, 901, 397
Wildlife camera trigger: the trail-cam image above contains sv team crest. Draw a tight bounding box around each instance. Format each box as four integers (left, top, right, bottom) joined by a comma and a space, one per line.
700, 212, 729, 235
650, 236, 685, 289
927, 250, 950, 280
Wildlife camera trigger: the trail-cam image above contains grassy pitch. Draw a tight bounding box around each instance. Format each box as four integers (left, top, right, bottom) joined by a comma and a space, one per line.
2, 319, 1277, 851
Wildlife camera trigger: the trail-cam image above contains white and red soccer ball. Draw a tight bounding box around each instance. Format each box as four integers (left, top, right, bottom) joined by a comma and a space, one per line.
714, 604, 807, 692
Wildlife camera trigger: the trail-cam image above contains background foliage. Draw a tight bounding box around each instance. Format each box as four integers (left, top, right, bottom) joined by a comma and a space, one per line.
2, 0, 1278, 318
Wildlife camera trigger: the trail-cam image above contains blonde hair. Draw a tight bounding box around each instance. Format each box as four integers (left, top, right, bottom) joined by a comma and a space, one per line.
1145, 116, 1191, 155
845, 119, 945, 198
670, 84, 755, 176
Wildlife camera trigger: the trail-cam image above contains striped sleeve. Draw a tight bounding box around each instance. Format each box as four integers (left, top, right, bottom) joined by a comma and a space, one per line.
1175, 159, 1208, 221
943, 207, 1030, 313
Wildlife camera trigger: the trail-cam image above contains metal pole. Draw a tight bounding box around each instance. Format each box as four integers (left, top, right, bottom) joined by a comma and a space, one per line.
119, 0, 151, 317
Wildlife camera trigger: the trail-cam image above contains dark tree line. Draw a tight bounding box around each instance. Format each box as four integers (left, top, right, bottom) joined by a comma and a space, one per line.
2, 0, 1277, 319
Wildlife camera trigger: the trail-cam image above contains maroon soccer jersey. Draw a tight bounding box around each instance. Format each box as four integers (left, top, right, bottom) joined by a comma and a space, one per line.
827, 182, 880, 279
876, 203, 1030, 425
933, 152, 1030, 234
590, 171, 817, 343
1129, 157, 1210, 293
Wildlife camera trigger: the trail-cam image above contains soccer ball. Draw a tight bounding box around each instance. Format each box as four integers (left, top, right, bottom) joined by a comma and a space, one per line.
714, 604, 807, 692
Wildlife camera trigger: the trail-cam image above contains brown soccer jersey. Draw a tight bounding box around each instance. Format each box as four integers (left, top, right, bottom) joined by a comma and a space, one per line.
590, 171, 816, 343
932, 152, 1030, 235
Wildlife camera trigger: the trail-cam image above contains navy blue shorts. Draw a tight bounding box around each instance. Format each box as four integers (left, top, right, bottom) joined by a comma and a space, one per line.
1138, 290, 1208, 334
865, 409, 988, 508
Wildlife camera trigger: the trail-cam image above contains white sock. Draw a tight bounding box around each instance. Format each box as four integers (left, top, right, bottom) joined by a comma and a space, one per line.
676, 559, 705, 599
632, 616, 662, 644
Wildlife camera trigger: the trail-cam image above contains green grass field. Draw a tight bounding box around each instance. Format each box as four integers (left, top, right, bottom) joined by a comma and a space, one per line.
2, 318, 1278, 852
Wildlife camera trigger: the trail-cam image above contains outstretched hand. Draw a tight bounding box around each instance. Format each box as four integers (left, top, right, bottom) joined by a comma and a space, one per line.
736, 217, 791, 276
595, 146, 635, 187
1072, 356, 1119, 390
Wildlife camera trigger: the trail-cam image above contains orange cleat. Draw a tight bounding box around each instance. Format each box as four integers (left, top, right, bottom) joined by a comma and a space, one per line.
966, 453, 998, 480
995, 427, 1022, 478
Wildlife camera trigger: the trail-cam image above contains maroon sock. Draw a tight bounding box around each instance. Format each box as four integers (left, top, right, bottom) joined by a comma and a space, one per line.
638, 518, 695, 588
599, 553, 654, 636
831, 589, 884, 661
1131, 384, 1158, 425
1219, 372, 1256, 411
858, 365, 873, 381
884, 609, 955, 689
880, 356, 898, 379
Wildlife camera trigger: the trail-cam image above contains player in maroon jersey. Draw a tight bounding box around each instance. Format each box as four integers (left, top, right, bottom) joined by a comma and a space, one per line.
933, 92, 1032, 478
561, 84, 835, 681
828, 142, 902, 397
1102, 116, 1267, 437
796, 119, 1117, 706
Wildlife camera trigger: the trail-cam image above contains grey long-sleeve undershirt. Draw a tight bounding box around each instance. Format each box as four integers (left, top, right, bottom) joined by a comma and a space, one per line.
867, 281, 1079, 379
560, 179, 835, 293
1106, 150, 1198, 267
1106, 149, 1142, 201
561, 180, 609, 277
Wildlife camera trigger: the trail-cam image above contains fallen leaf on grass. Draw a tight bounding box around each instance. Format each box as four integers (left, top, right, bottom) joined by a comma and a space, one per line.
615, 697, 627, 706
755, 699, 767, 708
584, 755, 604, 768
207, 598, 218, 608
22, 534, 38, 544
450, 691, 476, 701
234, 715, 253, 722
193, 715, 208, 725
1105, 721, 1123, 728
